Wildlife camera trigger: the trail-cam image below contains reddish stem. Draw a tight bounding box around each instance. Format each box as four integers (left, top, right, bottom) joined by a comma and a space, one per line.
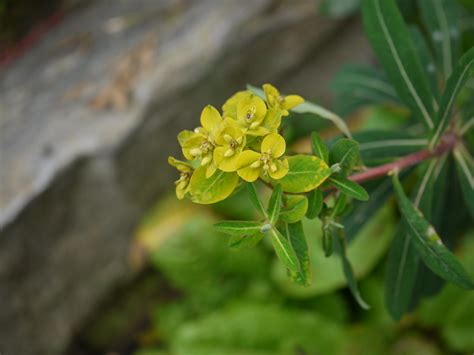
349, 132, 458, 184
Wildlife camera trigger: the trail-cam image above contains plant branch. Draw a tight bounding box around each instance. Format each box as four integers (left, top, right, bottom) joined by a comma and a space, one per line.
349, 132, 458, 184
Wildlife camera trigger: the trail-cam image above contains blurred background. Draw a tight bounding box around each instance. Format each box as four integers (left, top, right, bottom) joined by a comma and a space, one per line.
1, 0, 473, 354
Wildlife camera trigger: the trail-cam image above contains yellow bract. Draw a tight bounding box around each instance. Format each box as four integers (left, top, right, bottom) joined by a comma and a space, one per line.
170, 84, 305, 203
168, 156, 193, 199
236, 133, 289, 182
213, 118, 246, 172
222, 91, 252, 119
263, 83, 304, 116
236, 94, 269, 136
178, 105, 223, 178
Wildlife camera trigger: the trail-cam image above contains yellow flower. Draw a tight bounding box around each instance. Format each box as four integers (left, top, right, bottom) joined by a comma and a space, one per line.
236, 94, 269, 136
168, 156, 194, 199
178, 105, 223, 177
222, 91, 252, 119
263, 83, 304, 116
213, 118, 246, 172
236, 133, 289, 182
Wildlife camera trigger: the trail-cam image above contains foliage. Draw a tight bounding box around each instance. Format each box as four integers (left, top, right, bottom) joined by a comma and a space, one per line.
168, 0, 474, 321
128, 213, 474, 354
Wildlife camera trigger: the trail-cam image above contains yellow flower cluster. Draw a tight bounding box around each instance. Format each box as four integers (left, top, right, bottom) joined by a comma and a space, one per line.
169, 84, 304, 199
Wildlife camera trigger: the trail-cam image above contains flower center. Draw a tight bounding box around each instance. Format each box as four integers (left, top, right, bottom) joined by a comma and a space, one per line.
277, 95, 285, 104
229, 139, 238, 149
246, 107, 256, 121
260, 152, 272, 171
175, 172, 190, 185
200, 140, 213, 153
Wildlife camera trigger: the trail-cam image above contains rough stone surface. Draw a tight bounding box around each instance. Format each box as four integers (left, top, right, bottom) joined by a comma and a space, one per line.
0, 0, 371, 354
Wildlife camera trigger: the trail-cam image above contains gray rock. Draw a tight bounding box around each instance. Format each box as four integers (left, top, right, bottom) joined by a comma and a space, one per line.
0, 0, 371, 353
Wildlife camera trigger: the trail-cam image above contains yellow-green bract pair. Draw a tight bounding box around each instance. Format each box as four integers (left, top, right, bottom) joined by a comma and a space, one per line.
169, 84, 304, 200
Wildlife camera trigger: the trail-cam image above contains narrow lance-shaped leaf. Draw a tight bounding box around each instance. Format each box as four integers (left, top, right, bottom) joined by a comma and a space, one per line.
306, 189, 323, 219
247, 183, 267, 217
292, 101, 353, 139
268, 184, 282, 224
330, 175, 369, 201
392, 173, 474, 289
410, 27, 439, 100
311, 132, 329, 163
418, 0, 461, 80
331, 64, 400, 113
286, 222, 311, 286
385, 159, 440, 320
453, 146, 474, 219
362, 0, 435, 130
333, 229, 370, 309
214, 221, 264, 236
342, 175, 399, 242
385, 222, 420, 320
430, 47, 474, 148
354, 130, 428, 161
269, 227, 300, 272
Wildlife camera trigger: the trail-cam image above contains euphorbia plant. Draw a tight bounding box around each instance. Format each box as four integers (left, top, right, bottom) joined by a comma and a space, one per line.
169, 0, 474, 318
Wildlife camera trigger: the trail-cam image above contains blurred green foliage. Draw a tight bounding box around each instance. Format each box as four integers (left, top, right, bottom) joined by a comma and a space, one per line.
124, 209, 474, 354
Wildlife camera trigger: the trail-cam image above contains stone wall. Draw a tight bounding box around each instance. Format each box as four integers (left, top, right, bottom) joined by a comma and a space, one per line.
0, 0, 371, 353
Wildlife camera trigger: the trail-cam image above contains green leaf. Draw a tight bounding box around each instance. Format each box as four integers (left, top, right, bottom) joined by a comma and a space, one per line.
248, 84, 352, 138
331, 64, 400, 113
354, 130, 428, 162
454, 146, 474, 218
417, 231, 474, 353
430, 47, 474, 148
311, 132, 329, 163
333, 230, 370, 309
409, 156, 456, 309
172, 302, 345, 355
280, 195, 308, 223
246, 183, 267, 217
385, 159, 442, 319
418, 0, 462, 80
385, 222, 420, 320
331, 193, 348, 217
362, 0, 435, 130
267, 184, 282, 224
190, 168, 239, 204
274, 206, 395, 297
329, 138, 360, 176
409, 27, 439, 100
342, 176, 396, 241
322, 225, 334, 257
286, 222, 311, 286
269, 227, 300, 272
228, 233, 265, 250
306, 189, 323, 219
392, 173, 474, 289
214, 221, 263, 236
275, 155, 331, 193
292, 101, 353, 138
459, 0, 474, 14
329, 176, 369, 201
